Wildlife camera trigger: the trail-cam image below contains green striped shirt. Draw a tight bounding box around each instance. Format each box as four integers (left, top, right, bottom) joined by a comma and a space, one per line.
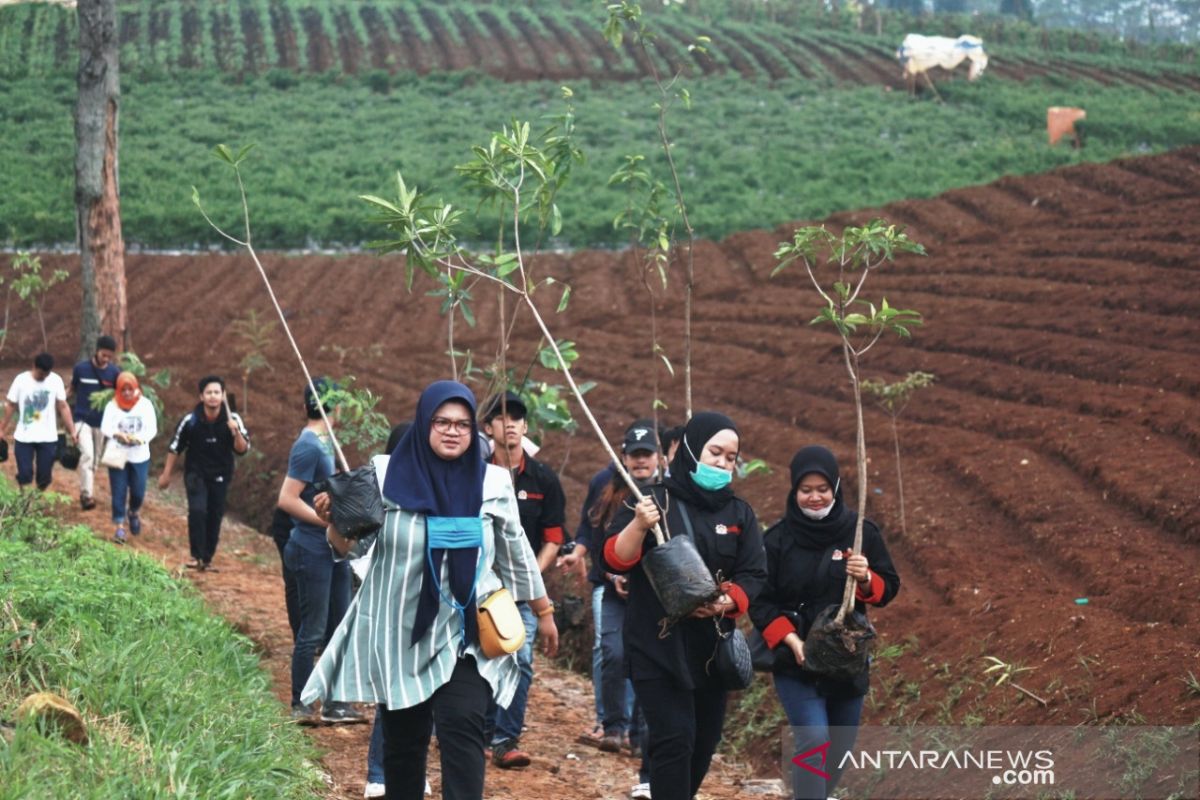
301, 459, 545, 710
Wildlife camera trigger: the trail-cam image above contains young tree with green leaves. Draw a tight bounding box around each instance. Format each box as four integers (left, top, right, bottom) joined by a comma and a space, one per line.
1, 252, 69, 355
361, 115, 668, 542
230, 308, 276, 416
602, 1, 710, 420
773, 221, 924, 627
862, 371, 935, 537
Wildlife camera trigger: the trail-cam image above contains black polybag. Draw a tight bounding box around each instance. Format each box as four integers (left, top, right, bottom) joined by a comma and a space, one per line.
802, 604, 876, 683
314, 464, 384, 540
641, 536, 721, 629
57, 434, 81, 469
708, 623, 754, 690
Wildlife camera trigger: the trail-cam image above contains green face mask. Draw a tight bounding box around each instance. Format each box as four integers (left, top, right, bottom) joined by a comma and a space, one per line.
691, 460, 733, 492
685, 435, 733, 491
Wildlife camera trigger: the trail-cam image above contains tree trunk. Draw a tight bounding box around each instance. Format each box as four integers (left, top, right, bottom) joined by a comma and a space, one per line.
75, 0, 126, 361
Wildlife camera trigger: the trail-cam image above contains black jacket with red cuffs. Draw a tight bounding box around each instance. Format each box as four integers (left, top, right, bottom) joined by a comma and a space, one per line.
495, 453, 567, 554
749, 517, 899, 697
602, 484, 767, 691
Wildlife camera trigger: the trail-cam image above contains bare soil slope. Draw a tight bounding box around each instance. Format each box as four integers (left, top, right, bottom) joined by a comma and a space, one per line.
6, 147, 1198, 782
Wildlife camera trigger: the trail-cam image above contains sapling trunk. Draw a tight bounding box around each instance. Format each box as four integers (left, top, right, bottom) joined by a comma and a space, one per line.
891, 416, 907, 537
837, 343, 868, 624
195, 163, 350, 473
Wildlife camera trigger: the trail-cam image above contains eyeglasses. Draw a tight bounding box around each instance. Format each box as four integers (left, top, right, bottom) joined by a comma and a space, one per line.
431, 417, 473, 435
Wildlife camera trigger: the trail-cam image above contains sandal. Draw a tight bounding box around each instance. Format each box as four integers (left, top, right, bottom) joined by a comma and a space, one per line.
184, 559, 205, 570
112, 527, 127, 545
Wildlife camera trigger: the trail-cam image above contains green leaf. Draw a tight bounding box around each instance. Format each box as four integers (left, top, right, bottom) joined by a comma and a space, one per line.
214, 144, 234, 164
460, 302, 476, 328
190, 186, 201, 208
556, 284, 571, 313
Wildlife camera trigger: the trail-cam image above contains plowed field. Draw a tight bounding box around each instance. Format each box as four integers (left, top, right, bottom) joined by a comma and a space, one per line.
9, 146, 1199, 748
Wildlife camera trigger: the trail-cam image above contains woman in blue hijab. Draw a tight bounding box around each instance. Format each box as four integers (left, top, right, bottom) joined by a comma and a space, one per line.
304, 381, 558, 800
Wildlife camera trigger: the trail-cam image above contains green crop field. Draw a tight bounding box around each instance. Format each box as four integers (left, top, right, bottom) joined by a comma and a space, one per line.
1, 0, 1198, 250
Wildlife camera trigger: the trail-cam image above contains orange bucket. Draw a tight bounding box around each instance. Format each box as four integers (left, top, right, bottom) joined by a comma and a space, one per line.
1047, 107, 1086, 146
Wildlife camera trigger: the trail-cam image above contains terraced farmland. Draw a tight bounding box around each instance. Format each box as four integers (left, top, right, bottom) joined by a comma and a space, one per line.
3, 0, 1198, 91
11, 146, 1199, 732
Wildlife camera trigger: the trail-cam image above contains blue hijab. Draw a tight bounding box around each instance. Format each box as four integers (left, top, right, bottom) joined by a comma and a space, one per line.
383, 380, 486, 647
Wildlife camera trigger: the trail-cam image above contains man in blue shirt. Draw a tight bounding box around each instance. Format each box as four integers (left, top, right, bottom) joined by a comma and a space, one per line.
277, 377, 364, 726
69, 335, 119, 510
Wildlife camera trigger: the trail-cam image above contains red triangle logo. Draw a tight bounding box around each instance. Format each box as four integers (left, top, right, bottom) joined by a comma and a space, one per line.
791, 740, 832, 780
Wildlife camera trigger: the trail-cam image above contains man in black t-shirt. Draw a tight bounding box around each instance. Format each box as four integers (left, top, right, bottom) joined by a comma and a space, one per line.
159, 375, 250, 570
69, 335, 119, 510
482, 391, 567, 769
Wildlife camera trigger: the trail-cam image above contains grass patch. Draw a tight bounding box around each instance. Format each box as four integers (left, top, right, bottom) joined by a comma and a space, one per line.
0, 479, 324, 799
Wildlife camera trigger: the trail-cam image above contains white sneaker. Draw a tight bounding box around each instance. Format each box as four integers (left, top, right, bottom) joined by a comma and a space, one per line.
364, 783, 385, 799
631, 782, 652, 799
426, 779, 432, 795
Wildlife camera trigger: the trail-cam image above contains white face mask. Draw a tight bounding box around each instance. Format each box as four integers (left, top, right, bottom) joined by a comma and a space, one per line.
800, 502, 835, 520
797, 477, 838, 520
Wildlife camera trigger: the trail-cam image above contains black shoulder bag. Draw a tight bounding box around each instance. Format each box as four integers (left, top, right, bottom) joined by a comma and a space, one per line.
674, 502, 754, 691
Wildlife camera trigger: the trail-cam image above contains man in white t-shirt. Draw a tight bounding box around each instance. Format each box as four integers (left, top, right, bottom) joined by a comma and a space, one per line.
1, 352, 77, 490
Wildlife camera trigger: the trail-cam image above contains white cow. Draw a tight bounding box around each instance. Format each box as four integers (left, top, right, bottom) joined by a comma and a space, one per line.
897, 34, 989, 96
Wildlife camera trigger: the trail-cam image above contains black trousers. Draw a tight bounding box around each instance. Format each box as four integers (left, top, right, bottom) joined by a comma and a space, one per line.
184, 471, 229, 562
271, 531, 300, 639
381, 656, 490, 800
634, 677, 727, 800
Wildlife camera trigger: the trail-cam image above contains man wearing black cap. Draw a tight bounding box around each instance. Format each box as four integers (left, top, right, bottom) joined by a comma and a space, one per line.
482, 390, 568, 769
69, 334, 120, 510
561, 420, 659, 794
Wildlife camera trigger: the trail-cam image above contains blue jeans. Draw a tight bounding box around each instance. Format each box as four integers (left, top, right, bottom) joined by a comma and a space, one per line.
366, 705, 385, 784
773, 673, 864, 800
284, 536, 352, 706
599, 585, 636, 735
490, 600, 538, 744
14, 440, 56, 489
591, 584, 605, 727
108, 460, 149, 524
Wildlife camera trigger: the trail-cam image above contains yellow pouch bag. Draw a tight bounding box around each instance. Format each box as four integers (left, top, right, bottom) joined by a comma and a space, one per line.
477, 588, 526, 658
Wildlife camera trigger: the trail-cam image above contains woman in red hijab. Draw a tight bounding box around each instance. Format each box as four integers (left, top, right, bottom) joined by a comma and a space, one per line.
100, 371, 158, 543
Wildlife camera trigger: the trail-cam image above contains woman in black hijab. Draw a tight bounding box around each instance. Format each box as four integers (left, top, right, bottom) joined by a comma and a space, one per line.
749, 445, 900, 800
602, 412, 767, 800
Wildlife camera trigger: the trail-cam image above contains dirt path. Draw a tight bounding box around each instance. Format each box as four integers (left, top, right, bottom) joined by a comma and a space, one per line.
6, 458, 782, 800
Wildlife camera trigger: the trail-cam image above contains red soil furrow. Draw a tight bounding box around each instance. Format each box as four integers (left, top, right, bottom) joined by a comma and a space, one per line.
469, 10, 530, 79
417, 7, 471, 73
445, 8, 490, 74
388, 7, 434, 74
1111, 150, 1200, 192
754, 30, 823, 81
507, 11, 555, 80
788, 33, 872, 85
654, 19, 721, 77
268, 2, 300, 70
179, 5, 201, 69
564, 14, 633, 80
818, 38, 898, 86
298, 8, 335, 73
915, 318, 1200, 395
239, 1, 266, 72
538, 16, 595, 80
209, 7, 236, 73
717, 27, 787, 80
356, 6, 393, 71
331, 8, 362, 75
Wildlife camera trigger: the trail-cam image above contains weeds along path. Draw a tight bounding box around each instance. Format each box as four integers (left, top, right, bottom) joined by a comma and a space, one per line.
4, 457, 777, 800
